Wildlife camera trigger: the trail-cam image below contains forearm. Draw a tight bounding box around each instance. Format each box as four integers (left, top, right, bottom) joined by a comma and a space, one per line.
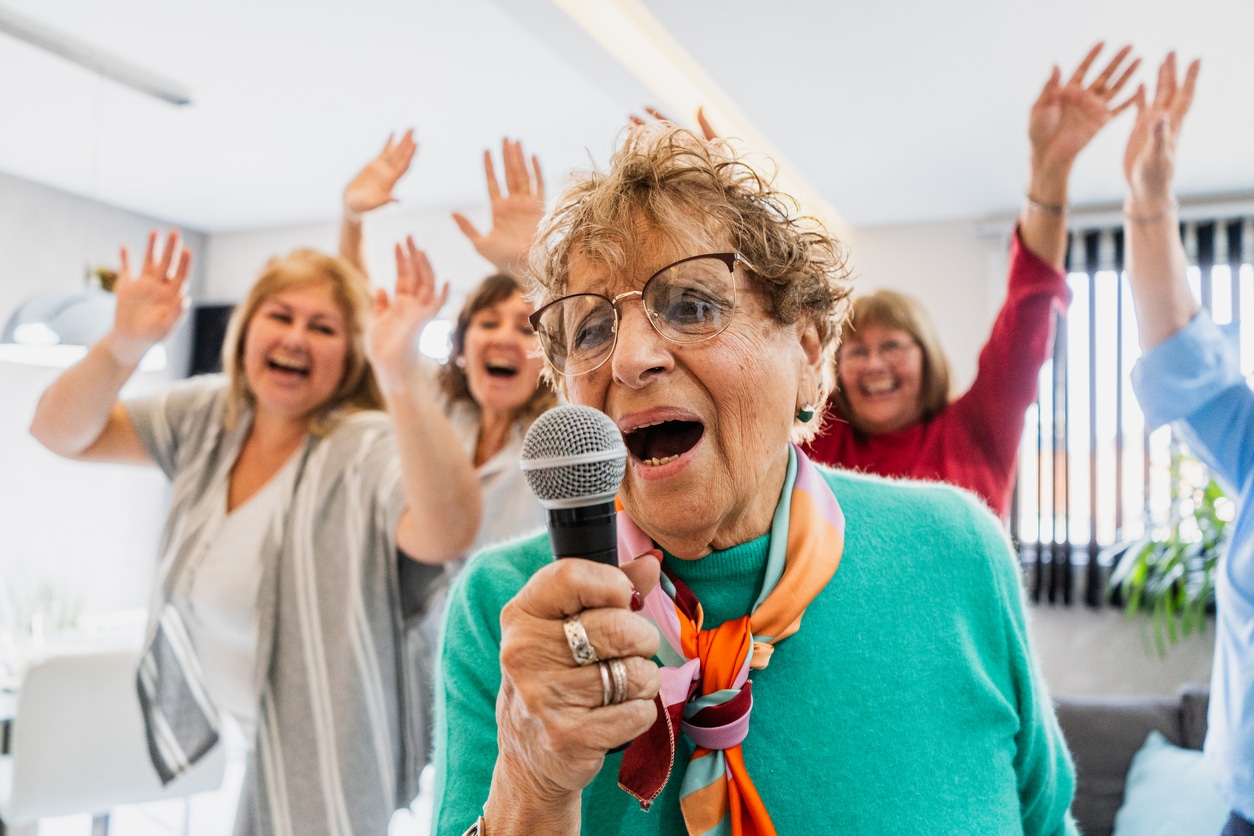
338, 214, 367, 276
1019, 159, 1071, 271
387, 373, 482, 562
1125, 197, 1195, 350
30, 332, 140, 457
958, 227, 1069, 442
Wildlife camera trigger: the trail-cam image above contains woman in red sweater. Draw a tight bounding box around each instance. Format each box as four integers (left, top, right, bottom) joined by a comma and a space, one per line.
805, 42, 1138, 519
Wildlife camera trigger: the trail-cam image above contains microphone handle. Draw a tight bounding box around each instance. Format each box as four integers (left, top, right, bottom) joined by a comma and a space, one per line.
548, 502, 618, 565
550, 500, 629, 753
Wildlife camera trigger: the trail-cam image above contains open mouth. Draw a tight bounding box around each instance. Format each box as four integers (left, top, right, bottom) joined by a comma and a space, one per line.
485, 360, 519, 379
268, 356, 310, 376
861, 378, 898, 396
622, 420, 704, 467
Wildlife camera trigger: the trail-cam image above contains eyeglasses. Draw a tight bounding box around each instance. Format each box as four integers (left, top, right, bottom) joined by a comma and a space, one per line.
529, 252, 751, 377
838, 337, 919, 369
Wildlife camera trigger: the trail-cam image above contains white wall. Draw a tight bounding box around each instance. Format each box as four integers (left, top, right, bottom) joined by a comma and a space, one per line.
1030, 604, 1214, 698
0, 171, 207, 627
202, 203, 509, 306
845, 218, 1013, 393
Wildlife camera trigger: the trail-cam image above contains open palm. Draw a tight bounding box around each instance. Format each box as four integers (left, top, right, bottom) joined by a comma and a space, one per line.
344, 130, 417, 217
369, 236, 448, 391
112, 230, 190, 365
1029, 43, 1139, 169
452, 138, 545, 277
1124, 53, 1200, 202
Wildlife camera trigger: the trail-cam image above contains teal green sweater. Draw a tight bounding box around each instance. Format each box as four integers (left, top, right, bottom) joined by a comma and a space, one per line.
432, 468, 1077, 834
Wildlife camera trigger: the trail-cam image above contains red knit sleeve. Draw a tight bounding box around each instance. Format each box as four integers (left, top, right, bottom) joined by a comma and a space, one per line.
947, 227, 1072, 476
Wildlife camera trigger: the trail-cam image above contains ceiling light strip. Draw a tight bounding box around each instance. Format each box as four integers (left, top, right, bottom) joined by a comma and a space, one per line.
553, 0, 850, 240
0, 4, 192, 106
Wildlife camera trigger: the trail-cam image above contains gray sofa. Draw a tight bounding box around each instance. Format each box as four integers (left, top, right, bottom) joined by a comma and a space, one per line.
1054, 684, 1210, 836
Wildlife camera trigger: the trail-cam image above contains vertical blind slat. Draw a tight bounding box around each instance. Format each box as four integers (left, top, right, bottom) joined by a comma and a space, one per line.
1015, 215, 1250, 607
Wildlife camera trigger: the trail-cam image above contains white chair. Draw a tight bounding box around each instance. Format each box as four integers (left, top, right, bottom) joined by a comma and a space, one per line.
0, 648, 225, 835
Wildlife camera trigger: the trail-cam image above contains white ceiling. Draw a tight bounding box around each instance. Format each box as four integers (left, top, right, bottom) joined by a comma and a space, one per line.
2, 0, 1251, 234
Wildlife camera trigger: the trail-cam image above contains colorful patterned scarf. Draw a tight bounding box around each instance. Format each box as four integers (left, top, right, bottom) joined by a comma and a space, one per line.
616, 445, 845, 836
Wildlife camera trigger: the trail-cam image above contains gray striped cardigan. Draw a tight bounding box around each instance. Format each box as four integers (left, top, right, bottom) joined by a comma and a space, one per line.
127, 376, 425, 835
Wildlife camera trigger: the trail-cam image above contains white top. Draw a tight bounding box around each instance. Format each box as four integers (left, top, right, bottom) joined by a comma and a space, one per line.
446, 398, 547, 558
126, 376, 419, 831
173, 454, 297, 742
416, 355, 547, 562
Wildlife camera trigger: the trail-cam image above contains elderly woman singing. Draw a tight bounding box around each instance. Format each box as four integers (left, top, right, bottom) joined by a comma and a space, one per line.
432, 124, 1078, 835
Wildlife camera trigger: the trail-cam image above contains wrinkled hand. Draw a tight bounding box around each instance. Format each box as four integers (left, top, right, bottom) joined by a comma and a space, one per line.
111, 230, 190, 366
452, 139, 545, 278
1124, 53, 1200, 206
628, 106, 719, 142
368, 236, 448, 394
1029, 42, 1140, 172
493, 554, 661, 804
344, 130, 417, 219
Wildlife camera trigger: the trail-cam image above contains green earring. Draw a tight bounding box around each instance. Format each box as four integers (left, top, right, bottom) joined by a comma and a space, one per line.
797, 403, 816, 423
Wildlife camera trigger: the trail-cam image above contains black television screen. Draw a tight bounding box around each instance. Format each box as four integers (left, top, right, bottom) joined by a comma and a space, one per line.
188, 302, 235, 377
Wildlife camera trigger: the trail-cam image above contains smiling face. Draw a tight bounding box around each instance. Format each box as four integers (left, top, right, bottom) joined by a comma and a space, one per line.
561, 232, 822, 559
241, 281, 349, 424
460, 291, 545, 419
836, 323, 924, 434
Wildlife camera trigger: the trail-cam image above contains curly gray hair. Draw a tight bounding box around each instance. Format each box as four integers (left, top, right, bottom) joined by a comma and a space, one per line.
527, 123, 854, 437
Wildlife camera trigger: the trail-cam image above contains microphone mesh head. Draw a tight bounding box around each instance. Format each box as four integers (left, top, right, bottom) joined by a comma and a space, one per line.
521, 405, 626, 507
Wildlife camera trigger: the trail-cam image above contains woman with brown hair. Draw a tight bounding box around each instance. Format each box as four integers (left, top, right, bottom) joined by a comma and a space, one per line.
805, 42, 1139, 519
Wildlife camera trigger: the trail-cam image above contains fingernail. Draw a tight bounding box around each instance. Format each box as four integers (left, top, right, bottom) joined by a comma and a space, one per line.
630, 590, 644, 612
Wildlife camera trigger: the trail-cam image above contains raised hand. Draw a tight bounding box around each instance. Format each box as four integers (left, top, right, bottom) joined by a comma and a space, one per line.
368, 236, 449, 395
1029, 42, 1140, 173
628, 106, 719, 141
343, 130, 418, 220
111, 230, 190, 366
452, 138, 545, 277
1124, 53, 1200, 207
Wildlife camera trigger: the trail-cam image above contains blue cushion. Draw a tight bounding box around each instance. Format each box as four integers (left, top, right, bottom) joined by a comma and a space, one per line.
1113, 731, 1230, 836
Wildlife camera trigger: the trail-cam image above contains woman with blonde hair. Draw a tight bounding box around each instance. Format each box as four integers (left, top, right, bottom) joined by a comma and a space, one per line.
30, 232, 481, 832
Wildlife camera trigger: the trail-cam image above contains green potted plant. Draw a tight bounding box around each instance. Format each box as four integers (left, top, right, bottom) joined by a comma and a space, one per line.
1104, 453, 1227, 658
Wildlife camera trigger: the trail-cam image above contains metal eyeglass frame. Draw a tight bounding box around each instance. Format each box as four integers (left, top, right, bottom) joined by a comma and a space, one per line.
528, 252, 754, 377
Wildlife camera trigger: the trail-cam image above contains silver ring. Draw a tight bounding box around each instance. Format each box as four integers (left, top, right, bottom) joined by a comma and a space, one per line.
563, 615, 600, 666
608, 657, 629, 705
598, 661, 614, 707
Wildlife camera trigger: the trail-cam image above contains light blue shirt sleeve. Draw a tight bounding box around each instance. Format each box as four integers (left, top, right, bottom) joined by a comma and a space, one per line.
1131, 310, 1254, 495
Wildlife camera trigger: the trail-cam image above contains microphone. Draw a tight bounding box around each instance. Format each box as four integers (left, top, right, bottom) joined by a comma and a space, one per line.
520, 404, 627, 565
